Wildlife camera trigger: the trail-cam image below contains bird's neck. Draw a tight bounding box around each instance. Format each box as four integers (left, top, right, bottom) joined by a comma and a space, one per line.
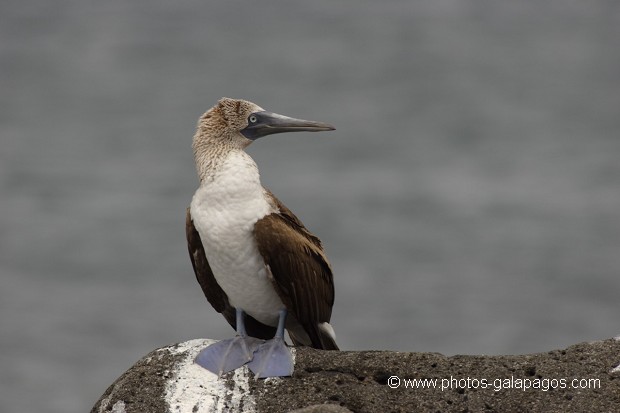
193, 143, 225, 183
192, 132, 233, 182
192, 126, 254, 183
193, 148, 267, 215
193, 141, 260, 188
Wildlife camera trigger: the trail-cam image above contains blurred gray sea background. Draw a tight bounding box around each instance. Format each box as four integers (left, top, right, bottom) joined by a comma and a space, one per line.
2, 1, 620, 412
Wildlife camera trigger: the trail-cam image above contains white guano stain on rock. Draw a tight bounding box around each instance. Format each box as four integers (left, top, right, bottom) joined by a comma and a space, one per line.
163, 338, 257, 413
96, 379, 128, 413
110, 400, 126, 413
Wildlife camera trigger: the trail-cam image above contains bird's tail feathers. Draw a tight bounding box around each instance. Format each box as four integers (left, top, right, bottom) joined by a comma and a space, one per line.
290, 322, 339, 350
317, 322, 339, 350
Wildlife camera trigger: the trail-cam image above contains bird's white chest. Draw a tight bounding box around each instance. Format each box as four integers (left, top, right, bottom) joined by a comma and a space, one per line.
190, 152, 283, 326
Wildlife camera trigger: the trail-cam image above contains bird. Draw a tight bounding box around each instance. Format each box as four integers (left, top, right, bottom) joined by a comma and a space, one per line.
186, 97, 338, 378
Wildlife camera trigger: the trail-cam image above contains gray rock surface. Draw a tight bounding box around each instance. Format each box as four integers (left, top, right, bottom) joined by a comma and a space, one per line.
92, 337, 620, 413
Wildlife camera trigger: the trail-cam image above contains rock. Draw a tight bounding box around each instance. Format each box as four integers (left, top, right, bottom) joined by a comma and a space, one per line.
288, 405, 353, 413
92, 337, 620, 413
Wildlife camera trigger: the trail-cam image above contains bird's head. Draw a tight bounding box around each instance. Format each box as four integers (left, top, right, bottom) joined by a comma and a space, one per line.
194, 97, 335, 150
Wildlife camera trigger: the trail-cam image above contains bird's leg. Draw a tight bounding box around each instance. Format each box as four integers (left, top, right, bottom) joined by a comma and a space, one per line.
247, 308, 294, 378
195, 308, 263, 376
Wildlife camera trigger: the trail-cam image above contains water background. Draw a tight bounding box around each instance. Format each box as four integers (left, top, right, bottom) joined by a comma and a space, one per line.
2, 1, 619, 412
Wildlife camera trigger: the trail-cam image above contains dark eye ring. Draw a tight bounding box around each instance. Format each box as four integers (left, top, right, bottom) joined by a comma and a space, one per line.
249, 115, 258, 123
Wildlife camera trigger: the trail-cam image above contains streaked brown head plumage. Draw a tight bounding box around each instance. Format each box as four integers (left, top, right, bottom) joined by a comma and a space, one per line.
192, 98, 264, 180
195, 98, 264, 147
192, 97, 334, 182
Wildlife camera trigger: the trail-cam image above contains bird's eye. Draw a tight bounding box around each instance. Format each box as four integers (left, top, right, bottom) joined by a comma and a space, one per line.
249, 115, 258, 123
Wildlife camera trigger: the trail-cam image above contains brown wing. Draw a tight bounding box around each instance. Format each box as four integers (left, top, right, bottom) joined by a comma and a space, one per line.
186, 207, 276, 339
254, 193, 337, 349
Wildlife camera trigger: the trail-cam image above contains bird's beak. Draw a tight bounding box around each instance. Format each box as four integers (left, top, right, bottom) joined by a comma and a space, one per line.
241, 111, 335, 140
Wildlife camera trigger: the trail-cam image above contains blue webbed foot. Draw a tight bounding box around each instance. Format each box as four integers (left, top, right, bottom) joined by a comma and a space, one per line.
247, 336, 294, 378
195, 335, 263, 376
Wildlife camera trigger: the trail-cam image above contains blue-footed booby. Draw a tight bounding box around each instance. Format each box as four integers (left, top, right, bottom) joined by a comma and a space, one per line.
186, 97, 338, 378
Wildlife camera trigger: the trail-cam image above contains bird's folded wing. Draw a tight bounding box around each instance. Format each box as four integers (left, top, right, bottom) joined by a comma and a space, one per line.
253, 201, 335, 326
